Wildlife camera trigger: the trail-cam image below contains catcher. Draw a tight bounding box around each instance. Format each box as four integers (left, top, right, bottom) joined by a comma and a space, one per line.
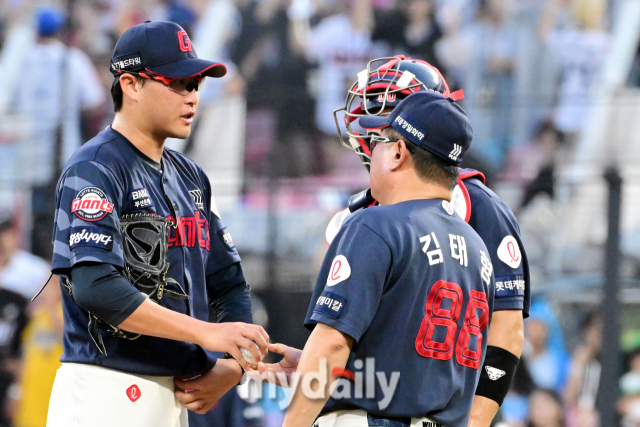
44, 21, 268, 427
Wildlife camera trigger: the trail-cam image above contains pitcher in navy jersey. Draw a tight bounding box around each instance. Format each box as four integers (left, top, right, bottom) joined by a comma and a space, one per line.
45, 22, 268, 427
273, 92, 495, 427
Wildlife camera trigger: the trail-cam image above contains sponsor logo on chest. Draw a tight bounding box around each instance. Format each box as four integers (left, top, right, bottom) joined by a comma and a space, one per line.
189, 190, 204, 210
129, 188, 154, 211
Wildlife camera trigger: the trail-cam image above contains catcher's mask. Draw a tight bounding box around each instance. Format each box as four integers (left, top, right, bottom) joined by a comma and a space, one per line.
333, 55, 464, 169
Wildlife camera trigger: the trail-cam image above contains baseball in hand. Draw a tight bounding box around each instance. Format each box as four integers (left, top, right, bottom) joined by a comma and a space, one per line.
240, 343, 260, 368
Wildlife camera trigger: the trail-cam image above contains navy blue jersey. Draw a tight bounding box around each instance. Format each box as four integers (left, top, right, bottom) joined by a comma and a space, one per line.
51, 126, 241, 376
456, 170, 530, 318
305, 199, 495, 427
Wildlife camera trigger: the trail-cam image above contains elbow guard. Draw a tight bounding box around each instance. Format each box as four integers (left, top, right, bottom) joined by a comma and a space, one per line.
475, 346, 520, 406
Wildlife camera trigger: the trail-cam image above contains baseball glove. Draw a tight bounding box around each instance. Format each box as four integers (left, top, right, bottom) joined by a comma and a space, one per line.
88, 213, 188, 354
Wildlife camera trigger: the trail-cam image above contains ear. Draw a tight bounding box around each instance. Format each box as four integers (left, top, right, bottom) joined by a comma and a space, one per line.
388, 139, 412, 172
119, 74, 144, 104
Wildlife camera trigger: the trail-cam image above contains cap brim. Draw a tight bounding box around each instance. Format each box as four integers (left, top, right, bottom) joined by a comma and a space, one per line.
359, 114, 391, 129
147, 58, 227, 79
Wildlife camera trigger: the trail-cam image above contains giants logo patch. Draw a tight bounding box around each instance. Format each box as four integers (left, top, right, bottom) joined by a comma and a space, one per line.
71, 187, 114, 221
327, 255, 351, 287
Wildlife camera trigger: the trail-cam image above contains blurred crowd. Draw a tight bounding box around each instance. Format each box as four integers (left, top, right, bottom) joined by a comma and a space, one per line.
0, 0, 639, 426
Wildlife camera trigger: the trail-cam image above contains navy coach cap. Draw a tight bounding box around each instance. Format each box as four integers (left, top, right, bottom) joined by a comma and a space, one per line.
110, 21, 226, 79
360, 92, 473, 165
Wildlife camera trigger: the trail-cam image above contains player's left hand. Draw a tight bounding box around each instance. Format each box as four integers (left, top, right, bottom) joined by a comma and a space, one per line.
254, 343, 301, 387
174, 358, 242, 414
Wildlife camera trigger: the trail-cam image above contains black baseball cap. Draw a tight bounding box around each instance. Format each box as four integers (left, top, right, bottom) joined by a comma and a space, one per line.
359, 91, 473, 166
110, 21, 226, 79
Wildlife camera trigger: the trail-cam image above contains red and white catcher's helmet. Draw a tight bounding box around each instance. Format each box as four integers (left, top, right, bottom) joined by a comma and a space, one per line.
333, 55, 464, 168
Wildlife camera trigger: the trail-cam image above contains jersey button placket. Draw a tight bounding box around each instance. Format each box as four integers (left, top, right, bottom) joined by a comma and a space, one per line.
161, 166, 194, 317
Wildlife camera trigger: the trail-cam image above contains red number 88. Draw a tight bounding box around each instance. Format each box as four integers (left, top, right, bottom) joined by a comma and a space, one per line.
415, 281, 489, 369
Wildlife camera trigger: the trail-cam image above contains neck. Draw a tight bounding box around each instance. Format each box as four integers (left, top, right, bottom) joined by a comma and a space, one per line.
112, 112, 165, 162
377, 173, 452, 205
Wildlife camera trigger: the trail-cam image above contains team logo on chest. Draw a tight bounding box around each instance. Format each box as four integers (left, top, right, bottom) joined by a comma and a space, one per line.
71, 187, 114, 221
189, 190, 204, 210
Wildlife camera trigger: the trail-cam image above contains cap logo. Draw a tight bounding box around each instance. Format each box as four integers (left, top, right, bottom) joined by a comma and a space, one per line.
177, 30, 192, 52
449, 144, 462, 161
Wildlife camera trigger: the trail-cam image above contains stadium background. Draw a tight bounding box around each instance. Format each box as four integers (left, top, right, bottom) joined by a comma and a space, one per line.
1, 0, 640, 426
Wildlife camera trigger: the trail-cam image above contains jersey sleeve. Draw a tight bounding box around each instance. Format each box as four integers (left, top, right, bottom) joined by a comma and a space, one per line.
304, 220, 392, 343
51, 161, 125, 272
465, 180, 530, 317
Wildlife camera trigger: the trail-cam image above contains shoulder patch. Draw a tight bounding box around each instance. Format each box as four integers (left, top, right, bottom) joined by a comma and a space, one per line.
218, 228, 235, 250
69, 226, 114, 250
71, 187, 114, 221
495, 275, 526, 297
497, 235, 522, 269
313, 291, 346, 319
327, 255, 351, 287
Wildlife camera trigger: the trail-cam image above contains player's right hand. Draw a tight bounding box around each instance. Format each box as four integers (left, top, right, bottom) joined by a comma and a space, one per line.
200, 322, 269, 371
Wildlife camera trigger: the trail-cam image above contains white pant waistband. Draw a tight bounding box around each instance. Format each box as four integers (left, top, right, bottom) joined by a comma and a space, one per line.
315, 409, 443, 427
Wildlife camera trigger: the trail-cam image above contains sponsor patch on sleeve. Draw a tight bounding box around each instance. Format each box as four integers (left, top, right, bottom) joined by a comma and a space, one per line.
313, 291, 346, 319
71, 187, 114, 221
128, 188, 154, 211
327, 255, 351, 287
494, 275, 526, 298
497, 235, 522, 269
218, 228, 235, 250
69, 226, 114, 250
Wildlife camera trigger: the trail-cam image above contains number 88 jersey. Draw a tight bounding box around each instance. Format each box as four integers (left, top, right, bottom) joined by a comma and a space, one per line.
304, 198, 495, 427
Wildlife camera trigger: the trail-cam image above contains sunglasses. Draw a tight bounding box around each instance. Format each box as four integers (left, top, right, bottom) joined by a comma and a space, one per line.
369, 134, 415, 154
127, 71, 202, 95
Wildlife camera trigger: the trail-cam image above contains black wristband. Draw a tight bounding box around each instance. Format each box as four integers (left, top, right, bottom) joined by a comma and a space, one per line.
475, 346, 520, 406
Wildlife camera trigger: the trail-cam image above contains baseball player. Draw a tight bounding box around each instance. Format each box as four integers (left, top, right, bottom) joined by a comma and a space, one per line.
282, 91, 494, 427
261, 56, 530, 426
44, 21, 268, 427
330, 56, 530, 426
